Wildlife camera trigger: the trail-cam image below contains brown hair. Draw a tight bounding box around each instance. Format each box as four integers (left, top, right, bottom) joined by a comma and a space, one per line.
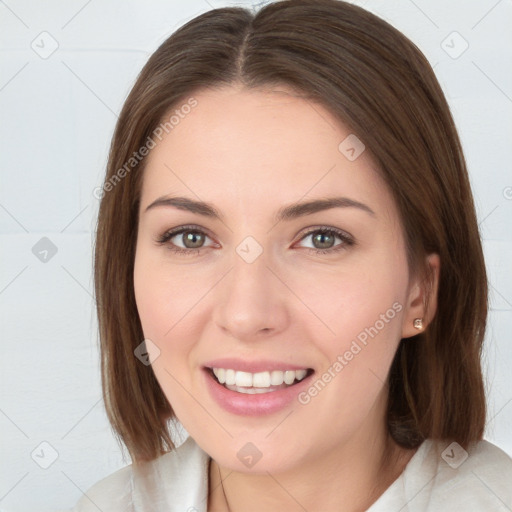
94, 0, 488, 464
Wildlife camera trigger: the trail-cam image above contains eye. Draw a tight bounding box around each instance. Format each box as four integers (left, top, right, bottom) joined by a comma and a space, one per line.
156, 225, 215, 256
156, 225, 355, 257
295, 226, 355, 255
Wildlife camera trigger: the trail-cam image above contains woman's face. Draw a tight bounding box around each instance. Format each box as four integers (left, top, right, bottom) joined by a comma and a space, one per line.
133, 85, 428, 473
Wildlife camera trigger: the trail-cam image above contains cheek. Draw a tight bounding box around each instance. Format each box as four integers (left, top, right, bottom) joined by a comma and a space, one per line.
297, 260, 405, 343
296, 279, 405, 442
133, 255, 168, 340
134, 245, 202, 340
133, 251, 197, 413
299, 257, 407, 397
332, 282, 404, 352
133, 247, 210, 382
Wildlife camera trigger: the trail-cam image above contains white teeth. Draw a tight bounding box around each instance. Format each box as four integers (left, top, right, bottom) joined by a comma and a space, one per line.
270, 370, 284, 386
212, 368, 310, 389
224, 384, 278, 394
214, 368, 226, 384
295, 369, 307, 381
252, 371, 271, 387
284, 370, 295, 385
225, 369, 236, 386
235, 371, 253, 387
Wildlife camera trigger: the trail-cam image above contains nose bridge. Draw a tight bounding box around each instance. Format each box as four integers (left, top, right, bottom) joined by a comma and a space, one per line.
212, 235, 288, 338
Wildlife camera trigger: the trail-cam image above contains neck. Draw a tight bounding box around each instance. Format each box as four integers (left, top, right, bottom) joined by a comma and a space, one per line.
207, 424, 416, 512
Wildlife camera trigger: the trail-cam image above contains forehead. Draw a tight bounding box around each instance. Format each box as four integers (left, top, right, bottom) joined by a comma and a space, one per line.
140, 86, 397, 223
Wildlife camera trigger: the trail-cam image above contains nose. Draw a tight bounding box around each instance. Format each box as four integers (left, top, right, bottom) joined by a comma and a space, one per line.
211, 246, 290, 342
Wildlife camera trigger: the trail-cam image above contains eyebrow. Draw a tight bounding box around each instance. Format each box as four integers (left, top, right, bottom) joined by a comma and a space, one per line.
144, 195, 376, 222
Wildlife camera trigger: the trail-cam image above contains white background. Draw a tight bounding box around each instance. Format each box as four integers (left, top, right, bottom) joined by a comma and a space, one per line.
0, 0, 511, 510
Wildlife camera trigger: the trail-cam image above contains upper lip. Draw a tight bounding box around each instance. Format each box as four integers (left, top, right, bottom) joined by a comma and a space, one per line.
203, 358, 314, 373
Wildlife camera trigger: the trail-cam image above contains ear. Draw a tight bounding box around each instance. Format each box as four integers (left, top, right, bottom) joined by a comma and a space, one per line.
401, 253, 441, 338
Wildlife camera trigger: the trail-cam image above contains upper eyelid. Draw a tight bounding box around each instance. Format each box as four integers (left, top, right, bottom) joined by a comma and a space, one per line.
161, 224, 215, 242
297, 225, 351, 239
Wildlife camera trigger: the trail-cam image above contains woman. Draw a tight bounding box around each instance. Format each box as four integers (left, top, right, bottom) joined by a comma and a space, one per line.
72, 0, 512, 510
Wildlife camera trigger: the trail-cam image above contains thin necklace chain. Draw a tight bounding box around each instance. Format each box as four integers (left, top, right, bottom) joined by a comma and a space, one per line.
218, 462, 232, 512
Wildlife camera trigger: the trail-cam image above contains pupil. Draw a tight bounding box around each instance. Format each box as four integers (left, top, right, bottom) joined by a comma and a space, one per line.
314, 232, 334, 249
185, 231, 204, 248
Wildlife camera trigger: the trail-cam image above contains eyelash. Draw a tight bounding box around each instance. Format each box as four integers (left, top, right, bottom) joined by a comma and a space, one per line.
156, 224, 355, 257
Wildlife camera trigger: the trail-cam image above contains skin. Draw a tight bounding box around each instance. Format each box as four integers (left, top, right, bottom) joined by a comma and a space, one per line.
133, 85, 440, 512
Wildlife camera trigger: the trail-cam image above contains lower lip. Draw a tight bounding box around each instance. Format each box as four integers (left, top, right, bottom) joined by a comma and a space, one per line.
203, 368, 314, 416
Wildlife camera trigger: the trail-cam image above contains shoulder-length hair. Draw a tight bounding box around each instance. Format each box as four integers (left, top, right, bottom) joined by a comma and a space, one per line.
94, 0, 487, 464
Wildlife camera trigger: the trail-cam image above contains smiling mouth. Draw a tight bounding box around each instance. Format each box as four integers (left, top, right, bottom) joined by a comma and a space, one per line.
206, 367, 315, 394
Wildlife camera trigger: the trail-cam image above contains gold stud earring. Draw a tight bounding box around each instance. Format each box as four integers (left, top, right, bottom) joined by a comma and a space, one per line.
413, 318, 423, 330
